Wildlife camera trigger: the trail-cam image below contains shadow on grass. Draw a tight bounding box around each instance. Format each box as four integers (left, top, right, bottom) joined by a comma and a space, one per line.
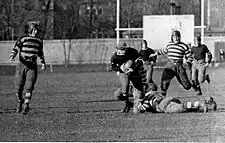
1, 107, 225, 115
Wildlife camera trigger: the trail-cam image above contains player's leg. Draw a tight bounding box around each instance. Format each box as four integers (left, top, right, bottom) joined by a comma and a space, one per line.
191, 62, 198, 90
175, 64, 192, 90
157, 97, 183, 113
160, 66, 176, 96
193, 63, 202, 95
118, 73, 130, 98
199, 63, 209, 83
15, 63, 26, 113
114, 88, 133, 112
146, 64, 154, 83
164, 102, 184, 113
23, 67, 38, 115
130, 76, 144, 114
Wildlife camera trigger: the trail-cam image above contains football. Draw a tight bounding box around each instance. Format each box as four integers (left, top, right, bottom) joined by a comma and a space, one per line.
124, 60, 133, 68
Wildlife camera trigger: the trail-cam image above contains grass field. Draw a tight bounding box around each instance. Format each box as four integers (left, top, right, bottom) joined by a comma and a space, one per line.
1, 67, 225, 142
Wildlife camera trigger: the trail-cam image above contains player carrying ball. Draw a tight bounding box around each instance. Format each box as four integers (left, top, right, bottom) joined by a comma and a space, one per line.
111, 43, 145, 113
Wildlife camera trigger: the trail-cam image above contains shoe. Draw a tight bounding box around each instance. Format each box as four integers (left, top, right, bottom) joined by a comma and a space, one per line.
16, 99, 24, 113
122, 100, 133, 113
205, 74, 210, 84
205, 97, 217, 111
23, 103, 30, 115
196, 90, 202, 96
191, 81, 198, 92
118, 93, 128, 101
196, 86, 202, 96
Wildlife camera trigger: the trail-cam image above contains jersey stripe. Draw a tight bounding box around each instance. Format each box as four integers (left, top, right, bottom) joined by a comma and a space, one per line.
10, 35, 45, 64
157, 42, 192, 62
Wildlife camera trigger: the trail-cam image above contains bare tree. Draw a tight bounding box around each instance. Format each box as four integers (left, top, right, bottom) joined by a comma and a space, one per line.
54, 0, 80, 67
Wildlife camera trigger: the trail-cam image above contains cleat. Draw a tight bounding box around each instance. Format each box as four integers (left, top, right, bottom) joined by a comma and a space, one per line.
206, 97, 217, 111
196, 86, 202, 96
23, 103, 30, 115
196, 90, 202, 96
191, 81, 198, 92
122, 100, 133, 113
118, 94, 128, 101
16, 99, 24, 113
205, 74, 210, 84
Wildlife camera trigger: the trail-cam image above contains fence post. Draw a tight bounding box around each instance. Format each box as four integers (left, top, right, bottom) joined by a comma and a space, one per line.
50, 62, 53, 72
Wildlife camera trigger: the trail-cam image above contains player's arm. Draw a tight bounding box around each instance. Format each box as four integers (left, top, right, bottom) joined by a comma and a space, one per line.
204, 45, 212, 66
150, 46, 168, 58
110, 54, 122, 72
149, 48, 157, 64
120, 60, 134, 74
10, 39, 22, 61
184, 46, 193, 68
38, 40, 47, 70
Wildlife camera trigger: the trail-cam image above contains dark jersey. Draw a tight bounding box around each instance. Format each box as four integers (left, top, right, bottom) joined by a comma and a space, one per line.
139, 48, 156, 62
111, 47, 139, 72
11, 35, 45, 65
191, 44, 211, 60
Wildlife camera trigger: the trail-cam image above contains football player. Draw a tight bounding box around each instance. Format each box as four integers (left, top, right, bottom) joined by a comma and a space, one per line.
138, 40, 156, 84
137, 83, 217, 113
150, 30, 193, 96
111, 43, 145, 113
10, 21, 47, 115
191, 35, 212, 95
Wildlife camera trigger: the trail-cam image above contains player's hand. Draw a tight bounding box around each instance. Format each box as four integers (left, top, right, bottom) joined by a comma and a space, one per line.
149, 53, 158, 58
135, 57, 142, 63
116, 71, 120, 76
150, 61, 156, 65
40, 63, 47, 70
10, 57, 15, 62
124, 68, 133, 74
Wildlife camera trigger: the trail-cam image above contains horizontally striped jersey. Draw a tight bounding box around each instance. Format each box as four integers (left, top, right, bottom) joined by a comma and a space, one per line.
157, 41, 193, 62
11, 35, 45, 64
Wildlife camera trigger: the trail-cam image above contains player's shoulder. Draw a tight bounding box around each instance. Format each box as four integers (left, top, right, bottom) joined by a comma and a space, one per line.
125, 47, 138, 53
166, 41, 174, 46
179, 41, 189, 46
111, 52, 118, 58
18, 35, 29, 41
202, 44, 208, 48
177, 42, 190, 49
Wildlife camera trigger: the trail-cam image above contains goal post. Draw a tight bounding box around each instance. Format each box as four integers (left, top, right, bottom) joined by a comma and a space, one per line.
115, 0, 206, 44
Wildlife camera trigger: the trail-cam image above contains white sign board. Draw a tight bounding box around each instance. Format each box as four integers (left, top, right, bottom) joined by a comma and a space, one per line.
143, 15, 194, 50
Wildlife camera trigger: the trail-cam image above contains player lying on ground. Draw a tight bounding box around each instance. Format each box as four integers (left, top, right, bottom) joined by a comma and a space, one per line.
137, 83, 217, 113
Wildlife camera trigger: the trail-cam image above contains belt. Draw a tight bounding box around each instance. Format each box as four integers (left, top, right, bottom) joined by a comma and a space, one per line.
193, 58, 205, 63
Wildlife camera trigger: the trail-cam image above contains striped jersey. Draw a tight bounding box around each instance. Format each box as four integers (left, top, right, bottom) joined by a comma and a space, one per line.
157, 42, 193, 62
11, 35, 45, 64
